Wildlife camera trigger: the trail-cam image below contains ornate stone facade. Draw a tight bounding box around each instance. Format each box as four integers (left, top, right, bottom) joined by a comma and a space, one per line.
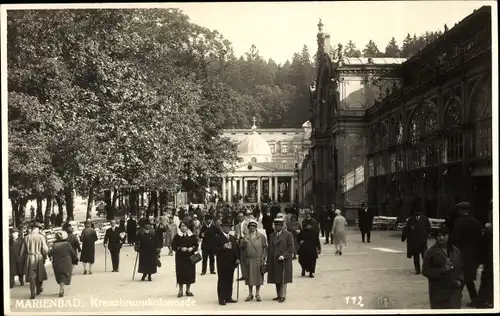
366, 6, 492, 221
304, 6, 492, 222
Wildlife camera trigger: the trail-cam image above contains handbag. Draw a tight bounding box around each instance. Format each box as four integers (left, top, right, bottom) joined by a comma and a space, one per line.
260, 263, 268, 275
189, 252, 202, 264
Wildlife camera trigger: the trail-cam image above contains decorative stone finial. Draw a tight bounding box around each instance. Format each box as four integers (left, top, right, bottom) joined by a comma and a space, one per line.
318, 18, 323, 32
251, 116, 257, 133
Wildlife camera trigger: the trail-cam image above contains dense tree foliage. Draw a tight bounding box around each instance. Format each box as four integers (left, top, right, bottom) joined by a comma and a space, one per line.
7, 8, 447, 225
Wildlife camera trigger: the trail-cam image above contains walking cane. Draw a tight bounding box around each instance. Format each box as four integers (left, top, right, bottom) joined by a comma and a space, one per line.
236, 263, 240, 301
281, 260, 286, 298
104, 248, 107, 272
132, 251, 139, 280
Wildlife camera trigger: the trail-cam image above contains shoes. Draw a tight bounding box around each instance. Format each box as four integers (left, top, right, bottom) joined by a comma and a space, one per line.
148, 275, 152, 281
245, 294, 254, 301
84, 270, 88, 275
30, 294, 35, 300
226, 299, 237, 303
59, 291, 64, 297
272, 297, 281, 301
186, 292, 194, 297
89, 271, 93, 275
301, 270, 305, 277
177, 293, 183, 298
339, 251, 342, 255
141, 275, 146, 281
324, 241, 329, 244
237, 277, 245, 281
415, 271, 421, 275
210, 271, 216, 275
335, 250, 339, 255
279, 297, 286, 303
201, 272, 206, 275
255, 295, 261, 302
219, 302, 226, 306
36, 287, 43, 295
309, 273, 314, 278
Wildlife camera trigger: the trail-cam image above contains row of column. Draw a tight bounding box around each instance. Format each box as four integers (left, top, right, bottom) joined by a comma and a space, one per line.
221, 176, 294, 204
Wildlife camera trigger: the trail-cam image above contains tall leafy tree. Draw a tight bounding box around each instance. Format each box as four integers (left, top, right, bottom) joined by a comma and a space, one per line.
362, 40, 382, 58
343, 40, 362, 57
384, 37, 401, 57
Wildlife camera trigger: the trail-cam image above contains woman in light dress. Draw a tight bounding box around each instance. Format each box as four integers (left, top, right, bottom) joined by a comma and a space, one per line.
242, 219, 267, 302
332, 209, 347, 255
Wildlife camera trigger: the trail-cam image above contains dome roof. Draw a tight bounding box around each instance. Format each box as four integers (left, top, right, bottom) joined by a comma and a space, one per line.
238, 129, 272, 156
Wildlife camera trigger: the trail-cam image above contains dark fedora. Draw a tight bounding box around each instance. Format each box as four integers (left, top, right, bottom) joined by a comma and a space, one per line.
221, 218, 233, 226
31, 222, 43, 229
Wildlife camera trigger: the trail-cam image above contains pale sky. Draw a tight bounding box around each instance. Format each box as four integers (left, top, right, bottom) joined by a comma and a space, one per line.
171, 1, 492, 65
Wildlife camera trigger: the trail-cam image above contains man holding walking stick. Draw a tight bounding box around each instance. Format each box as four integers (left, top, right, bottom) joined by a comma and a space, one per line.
215, 219, 240, 306
104, 220, 124, 272
267, 217, 294, 303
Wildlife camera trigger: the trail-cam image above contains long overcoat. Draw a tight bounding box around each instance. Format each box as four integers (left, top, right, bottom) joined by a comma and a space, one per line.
49, 240, 78, 285
358, 208, 374, 232
402, 215, 431, 258
172, 232, 198, 284
297, 228, 320, 272
80, 227, 98, 263
422, 243, 464, 309
451, 215, 483, 281
136, 229, 161, 274
267, 230, 294, 284
12, 237, 27, 276
22, 232, 49, 284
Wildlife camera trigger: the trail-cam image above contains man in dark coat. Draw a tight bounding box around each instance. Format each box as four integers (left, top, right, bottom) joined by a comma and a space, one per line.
402, 210, 431, 274
11, 229, 27, 286
262, 209, 274, 241
80, 221, 98, 275
358, 202, 374, 243
267, 217, 294, 302
103, 220, 124, 272
324, 205, 335, 244
127, 216, 137, 245
471, 218, 493, 308
317, 206, 326, 238
135, 222, 161, 281
215, 219, 240, 305
200, 214, 219, 275
451, 201, 482, 304
138, 213, 148, 228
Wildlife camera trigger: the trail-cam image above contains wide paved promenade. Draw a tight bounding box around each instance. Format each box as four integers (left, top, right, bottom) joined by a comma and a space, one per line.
8, 229, 478, 314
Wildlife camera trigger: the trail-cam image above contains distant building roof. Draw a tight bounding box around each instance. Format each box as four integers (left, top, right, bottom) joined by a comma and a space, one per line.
342, 57, 407, 65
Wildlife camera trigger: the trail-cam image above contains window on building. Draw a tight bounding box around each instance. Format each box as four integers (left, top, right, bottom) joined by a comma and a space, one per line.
281, 144, 288, 155
294, 144, 299, 153
270, 144, 275, 154
443, 102, 462, 163
469, 85, 492, 158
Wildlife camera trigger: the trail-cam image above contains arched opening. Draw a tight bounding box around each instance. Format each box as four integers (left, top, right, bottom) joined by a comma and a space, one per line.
442, 101, 462, 163
469, 86, 491, 158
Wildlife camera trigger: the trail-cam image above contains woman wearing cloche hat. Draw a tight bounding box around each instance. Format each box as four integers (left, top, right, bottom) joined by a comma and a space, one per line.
48, 230, 78, 297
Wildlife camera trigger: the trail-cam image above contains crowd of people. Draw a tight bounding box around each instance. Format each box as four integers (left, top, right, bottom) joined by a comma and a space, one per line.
8, 199, 494, 310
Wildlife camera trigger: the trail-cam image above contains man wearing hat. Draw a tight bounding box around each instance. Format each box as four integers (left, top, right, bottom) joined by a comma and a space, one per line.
104, 219, 124, 272
22, 222, 49, 299
451, 201, 482, 305
215, 218, 240, 305
267, 217, 294, 303
401, 205, 431, 275
200, 214, 218, 275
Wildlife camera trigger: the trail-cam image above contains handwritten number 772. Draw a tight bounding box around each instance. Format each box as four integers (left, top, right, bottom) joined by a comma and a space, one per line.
345, 296, 364, 307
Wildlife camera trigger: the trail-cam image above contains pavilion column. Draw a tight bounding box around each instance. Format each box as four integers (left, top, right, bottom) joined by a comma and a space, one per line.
290, 177, 295, 203
269, 177, 273, 200
228, 177, 232, 204
222, 176, 226, 202
257, 177, 262, 203
243, 179, 247, 200
239, 177, 243, 197
274, 177, 279, 202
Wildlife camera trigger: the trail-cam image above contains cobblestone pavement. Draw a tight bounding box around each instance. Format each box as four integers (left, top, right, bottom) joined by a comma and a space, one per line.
8, 229, 481, 314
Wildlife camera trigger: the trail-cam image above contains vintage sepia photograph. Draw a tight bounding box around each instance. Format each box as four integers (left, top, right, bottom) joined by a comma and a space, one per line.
2, 1, 498, 314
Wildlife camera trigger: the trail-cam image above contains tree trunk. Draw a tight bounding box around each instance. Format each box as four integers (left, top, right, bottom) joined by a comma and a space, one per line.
44, 196, 52, 227
86, 185, 95, 220
55, 194, 65, 216
140, 190, 145, 207
64, 185, 75, 221
36, 197, 44, 223
104, 189, 113, 221
151, 191, 159, 218
112, 188, 118, 211
11, 199, 19, 228
159, 190, 168, 209
130, 189, 138, 216
18, 199, 28, 226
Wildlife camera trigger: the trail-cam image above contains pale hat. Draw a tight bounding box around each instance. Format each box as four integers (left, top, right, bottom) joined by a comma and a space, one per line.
55, 230, 68, 240
276, 213, 284, 218
273, 217, 284, 223
248, 219, 258, 227
334, 209, 341, 215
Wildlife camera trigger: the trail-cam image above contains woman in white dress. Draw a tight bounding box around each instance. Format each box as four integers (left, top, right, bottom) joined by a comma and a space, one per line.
332, 209, 347, 255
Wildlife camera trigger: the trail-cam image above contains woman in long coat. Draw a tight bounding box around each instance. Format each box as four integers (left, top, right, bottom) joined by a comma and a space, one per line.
288, 214, 301, 259
332, 209, 348, 255
66, 226, 82, 254
48, 231, 78, 297
298, 222, 321, 277
11, 230, 27, 286
242, 219, 267, 302
135, 222, 161, 281
172, 221, 199, 298
79, 221, 98, 275
422, 226, 464, 309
